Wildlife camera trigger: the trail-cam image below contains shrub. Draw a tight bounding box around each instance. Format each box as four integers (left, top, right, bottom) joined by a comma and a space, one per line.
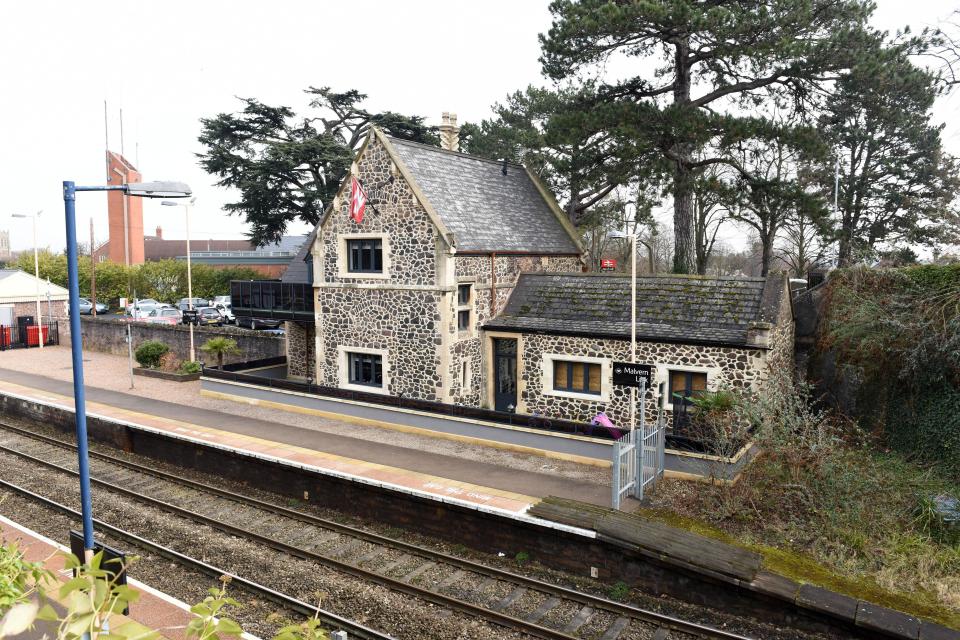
134, 340, 169, 368
199, 337, 241, 369
178, 360, 202, 375
159, 351, 181, 373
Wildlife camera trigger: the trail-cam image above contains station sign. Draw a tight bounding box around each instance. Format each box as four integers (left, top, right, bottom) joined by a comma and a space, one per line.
600, 259, 617, 271
613, 362, 653, 388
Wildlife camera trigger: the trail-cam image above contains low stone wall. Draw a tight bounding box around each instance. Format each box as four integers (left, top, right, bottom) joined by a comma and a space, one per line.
64, 316, 284, 367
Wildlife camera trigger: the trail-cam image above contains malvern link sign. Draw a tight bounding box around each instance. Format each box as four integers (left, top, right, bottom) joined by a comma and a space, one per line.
613, 362, 653, 388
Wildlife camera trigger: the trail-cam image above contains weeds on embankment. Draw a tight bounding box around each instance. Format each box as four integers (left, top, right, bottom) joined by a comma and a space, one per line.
646, 372, 960, 628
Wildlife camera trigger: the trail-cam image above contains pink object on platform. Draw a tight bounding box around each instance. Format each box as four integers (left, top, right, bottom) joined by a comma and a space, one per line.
591, 412, 621, 439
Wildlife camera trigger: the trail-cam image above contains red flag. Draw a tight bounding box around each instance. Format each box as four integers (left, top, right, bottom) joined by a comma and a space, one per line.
350, 176, 367, 223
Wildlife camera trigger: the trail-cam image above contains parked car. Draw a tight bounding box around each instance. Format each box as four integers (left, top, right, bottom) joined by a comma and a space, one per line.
212, 295, 231, 306
126, 298, 160, 315
143, 308, 182, 325
75, 298, 108, 315
213, 302, 235, 324
178, 297, 210, 311
236, 316, 281, 330
196, 307, 224, 326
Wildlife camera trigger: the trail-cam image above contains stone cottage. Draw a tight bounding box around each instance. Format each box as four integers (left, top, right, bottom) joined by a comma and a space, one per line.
239, 121, 794, 432
484, 272, 794, 428
295, 125, 585, 405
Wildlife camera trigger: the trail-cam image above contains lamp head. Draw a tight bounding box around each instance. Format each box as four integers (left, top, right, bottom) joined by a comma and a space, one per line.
126, 182, 192, 198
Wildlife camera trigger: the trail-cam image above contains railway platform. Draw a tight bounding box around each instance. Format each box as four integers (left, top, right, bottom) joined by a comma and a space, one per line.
0, 371, 609, 514
0, 514, 197, 640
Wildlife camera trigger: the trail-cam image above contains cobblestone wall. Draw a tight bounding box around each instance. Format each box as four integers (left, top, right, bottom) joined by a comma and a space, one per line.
315, 135, 444, 399
516, 333, 771, 429
448, 255, 581, 406
285, 321, 316, 380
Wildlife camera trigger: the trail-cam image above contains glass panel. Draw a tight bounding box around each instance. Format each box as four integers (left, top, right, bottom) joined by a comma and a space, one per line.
494, 338, 516, 356
373, 356, 382, 385
458, 285, 471, 305
691, 372, 707, 392
554, 361, 568, 390
458, 309, 470, 330
373, 242, 382, 272
361, 244, 372, 271
587, 364, 601, 393
671, 371, 687, 394
571, 364, 585, 390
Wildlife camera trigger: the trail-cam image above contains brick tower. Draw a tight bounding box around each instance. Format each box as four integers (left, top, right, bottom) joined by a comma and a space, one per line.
105, 151, 145, 265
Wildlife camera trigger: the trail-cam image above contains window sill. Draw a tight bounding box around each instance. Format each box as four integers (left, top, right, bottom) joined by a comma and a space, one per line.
339, 271, 390, 280
544, 388, 608, 403
342, 380, 389, 395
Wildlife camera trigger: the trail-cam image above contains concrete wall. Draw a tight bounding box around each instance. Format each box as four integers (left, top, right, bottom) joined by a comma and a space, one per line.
66, 315, 284, 366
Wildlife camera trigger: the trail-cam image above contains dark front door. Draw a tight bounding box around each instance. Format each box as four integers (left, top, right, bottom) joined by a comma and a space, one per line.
493, 338, 517, 412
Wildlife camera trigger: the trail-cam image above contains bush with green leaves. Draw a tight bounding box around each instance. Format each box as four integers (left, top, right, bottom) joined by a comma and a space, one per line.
134, 340, 170, 368
823, 265, 960, 479
200, 337, 241, 369
179, 360, 202, 375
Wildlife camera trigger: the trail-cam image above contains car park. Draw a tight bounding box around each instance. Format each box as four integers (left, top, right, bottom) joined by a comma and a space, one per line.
236, 315, 281, 330
196, 307, 224, 326
126, 299, 160, 316
178, 297, 210, 311
213, 302, 235, 324
143, 308, 182, 325
74, 298, 108, 315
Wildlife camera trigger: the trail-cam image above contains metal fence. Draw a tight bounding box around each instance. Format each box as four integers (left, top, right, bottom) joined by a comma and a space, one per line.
611, 387, 666, 509
0, 322, 59, 350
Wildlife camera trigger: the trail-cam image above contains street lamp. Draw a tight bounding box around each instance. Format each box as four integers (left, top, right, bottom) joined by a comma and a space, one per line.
63, 180, 190, 559
161, 198, 196, 361
607, 229, 638, 432
12, 211, 43, 349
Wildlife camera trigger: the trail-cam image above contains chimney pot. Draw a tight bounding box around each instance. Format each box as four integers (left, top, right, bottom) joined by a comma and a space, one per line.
155, 226, 162, 239
439, 111, 460, 152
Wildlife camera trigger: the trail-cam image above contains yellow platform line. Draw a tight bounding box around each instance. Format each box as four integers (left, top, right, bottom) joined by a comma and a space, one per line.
201, 387, 612, 469
0, 380, 538, 512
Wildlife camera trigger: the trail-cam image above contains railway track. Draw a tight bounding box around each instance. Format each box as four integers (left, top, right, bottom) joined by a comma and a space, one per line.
0, 478, 393, 640
0, 422, 755, 640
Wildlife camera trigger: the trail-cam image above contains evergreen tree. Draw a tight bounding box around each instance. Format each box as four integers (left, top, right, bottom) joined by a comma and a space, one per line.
817, 48, 960, 266
539, 0, 875, 272
198, 88, 436, 247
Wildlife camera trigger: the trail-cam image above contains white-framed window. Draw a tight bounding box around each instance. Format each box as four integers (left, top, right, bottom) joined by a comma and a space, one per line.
456, 282, 474, 335
656, 364, 719, 411
541, 354, 611, 402
337, 233, 390, 280
338, 345, 390, 394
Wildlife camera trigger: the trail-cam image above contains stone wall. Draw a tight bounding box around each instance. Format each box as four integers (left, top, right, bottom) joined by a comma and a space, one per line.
73, 316, 284, 366
513, 333, 772, 429
285, 321, 316, 380
314, 135, 444, 399
448, 255, 582, 406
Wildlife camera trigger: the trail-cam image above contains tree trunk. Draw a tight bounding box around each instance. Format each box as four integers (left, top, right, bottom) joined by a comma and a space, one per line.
673, 164, 695, 273
760, 232, 773, 277
836, 228, 853, 267
671, 38, 695, 274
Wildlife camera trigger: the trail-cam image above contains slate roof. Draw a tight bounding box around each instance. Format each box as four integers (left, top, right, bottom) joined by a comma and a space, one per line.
486, 273, 789, 348
388, 138, 581, 254
281, 229, 316, 284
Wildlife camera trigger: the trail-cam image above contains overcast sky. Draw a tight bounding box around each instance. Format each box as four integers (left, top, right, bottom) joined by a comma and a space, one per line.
0, 0, 956, 253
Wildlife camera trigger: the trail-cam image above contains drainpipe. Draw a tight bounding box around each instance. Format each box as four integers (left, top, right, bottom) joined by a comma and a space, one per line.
489, 252, 497, 318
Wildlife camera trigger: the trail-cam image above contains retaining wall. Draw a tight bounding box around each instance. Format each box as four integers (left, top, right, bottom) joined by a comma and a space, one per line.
61, 316, 284, 366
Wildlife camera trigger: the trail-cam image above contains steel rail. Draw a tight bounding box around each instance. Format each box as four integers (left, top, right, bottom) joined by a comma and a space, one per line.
0, 422, 755, 640
0, 477, 393, 640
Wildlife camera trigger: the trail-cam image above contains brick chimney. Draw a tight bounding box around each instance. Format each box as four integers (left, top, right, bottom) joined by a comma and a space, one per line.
155, 226, 163, 239
439, 112, 459, 152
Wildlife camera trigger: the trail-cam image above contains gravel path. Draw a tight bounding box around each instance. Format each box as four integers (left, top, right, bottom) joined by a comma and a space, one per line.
0, 345, 609, 485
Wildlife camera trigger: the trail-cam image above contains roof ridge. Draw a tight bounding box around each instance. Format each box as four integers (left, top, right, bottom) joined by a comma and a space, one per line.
386, 135, 527, 170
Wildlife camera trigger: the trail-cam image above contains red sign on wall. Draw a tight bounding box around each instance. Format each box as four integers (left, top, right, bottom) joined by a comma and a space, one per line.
600, 259, 617, 271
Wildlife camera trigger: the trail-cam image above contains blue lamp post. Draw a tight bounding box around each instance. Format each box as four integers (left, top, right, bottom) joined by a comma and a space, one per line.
63, 179, 191, 557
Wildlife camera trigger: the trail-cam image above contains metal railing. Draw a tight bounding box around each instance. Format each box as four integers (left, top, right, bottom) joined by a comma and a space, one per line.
0, 322, 59, 350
